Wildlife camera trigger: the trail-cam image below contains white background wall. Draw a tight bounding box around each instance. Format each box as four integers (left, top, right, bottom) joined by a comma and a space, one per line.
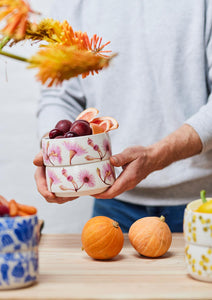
0, 0, 93, 233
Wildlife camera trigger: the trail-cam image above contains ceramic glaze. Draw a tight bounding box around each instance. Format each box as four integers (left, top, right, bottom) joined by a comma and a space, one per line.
184, 199, 212, 282
46, 160, 115, 197
43, 132, 115, 197
42, 132, 112, 167
0, 214, 39, 289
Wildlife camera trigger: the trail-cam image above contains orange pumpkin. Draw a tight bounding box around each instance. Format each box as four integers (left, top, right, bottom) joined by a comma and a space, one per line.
128, 216, 172, 258
81, 216, 124, 260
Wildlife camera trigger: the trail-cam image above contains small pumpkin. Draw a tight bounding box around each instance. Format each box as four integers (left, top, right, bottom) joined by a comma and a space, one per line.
81, 216, 124, 260
128, 216, 172, 258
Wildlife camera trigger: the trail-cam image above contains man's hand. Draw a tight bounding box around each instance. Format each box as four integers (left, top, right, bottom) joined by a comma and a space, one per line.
94, 146, 156, 199
33, 151, 78, 204
95, 124, 203, 199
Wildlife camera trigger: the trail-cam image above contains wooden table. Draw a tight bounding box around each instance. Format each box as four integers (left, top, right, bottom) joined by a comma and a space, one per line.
0, 233, 211, 300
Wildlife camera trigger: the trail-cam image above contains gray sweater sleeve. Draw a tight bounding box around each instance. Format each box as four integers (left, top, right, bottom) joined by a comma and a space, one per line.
36, 0, 86, 140
185, 0, 212, 153
37, 78, 86, 140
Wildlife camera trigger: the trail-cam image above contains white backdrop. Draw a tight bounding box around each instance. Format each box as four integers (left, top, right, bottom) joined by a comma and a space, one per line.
0, 0, 93, 233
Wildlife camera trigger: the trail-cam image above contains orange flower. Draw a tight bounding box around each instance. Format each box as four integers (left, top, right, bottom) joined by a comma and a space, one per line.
0, 12, 115, 85
0, 0, 35, 40
74, 31, 111, 56
24, 18, 69, 44
28, 45, 114, 87
25, 18, 111, 56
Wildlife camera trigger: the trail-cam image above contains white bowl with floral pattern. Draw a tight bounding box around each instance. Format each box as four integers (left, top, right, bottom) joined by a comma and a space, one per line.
183, 199, 212, 282
42, 132, 112, 167
46, 160, 115, 197
42, 132, 115, 197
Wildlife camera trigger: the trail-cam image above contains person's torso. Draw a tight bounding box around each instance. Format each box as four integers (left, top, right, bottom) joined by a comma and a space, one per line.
53, 0, 212, 204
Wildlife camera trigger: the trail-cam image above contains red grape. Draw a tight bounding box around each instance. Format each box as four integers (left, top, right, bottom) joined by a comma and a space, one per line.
0, 204, 9, 217
54, 135, 64, 139
55, 120, 72, 134
64, 131, 79, 138
70, 120, 92, 136
49, 128, 63, 139
78, 120, 90, 125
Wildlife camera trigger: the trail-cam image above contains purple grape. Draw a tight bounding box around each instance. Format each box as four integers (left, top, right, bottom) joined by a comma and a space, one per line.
64, 131, 79, 138
49, 128, 63, 139
54, 135, 64, 139
70, 120, 92, 136
55, 120, 72, 134
78, 120, 90, 125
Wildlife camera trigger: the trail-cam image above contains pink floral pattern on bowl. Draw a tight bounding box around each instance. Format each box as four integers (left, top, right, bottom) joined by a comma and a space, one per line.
46, 160, 115, 197
42, 132, 112, 166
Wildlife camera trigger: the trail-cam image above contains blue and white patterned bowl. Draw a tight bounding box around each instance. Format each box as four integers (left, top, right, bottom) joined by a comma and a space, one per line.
0, 214, 39, 289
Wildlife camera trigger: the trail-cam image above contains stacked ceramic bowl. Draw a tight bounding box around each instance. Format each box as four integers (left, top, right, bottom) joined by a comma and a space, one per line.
0, 214, 39, 289
183, 199, 212, 282
42, 132, 115, 197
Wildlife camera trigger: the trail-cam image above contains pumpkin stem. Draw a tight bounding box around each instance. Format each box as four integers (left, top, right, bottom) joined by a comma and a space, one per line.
159, 215, 165, 222
81, 247, 84, 251
112, 221, 120, 228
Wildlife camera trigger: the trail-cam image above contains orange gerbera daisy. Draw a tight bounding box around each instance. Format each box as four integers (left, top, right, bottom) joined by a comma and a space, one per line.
0, 0, 35, 40
28, 45, 114, 87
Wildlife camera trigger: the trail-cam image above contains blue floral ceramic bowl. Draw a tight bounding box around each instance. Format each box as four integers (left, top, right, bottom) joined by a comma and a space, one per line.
0, 214, 39, 289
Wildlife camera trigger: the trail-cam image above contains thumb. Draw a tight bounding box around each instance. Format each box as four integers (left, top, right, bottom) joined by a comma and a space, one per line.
33, 150, 44, 166
110, 149, 134, 167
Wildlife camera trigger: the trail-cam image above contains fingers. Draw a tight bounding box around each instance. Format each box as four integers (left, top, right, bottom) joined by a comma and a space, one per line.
110, 148, 136, 167
34, 166, 77, 204
33, 150, 44, 167
34, 166, 55, 201
94, 175, 130, 199
96, 146, 150, 199
100, 147, 142, 198
95, 162, 138, 199
34, 166, 57, 202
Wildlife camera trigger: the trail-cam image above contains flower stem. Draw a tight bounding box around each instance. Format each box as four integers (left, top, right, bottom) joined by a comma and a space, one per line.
0, 36, 11, 50
0, 49, 28, 62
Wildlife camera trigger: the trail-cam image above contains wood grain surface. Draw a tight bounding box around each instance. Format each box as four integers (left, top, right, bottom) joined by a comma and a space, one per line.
0, 233, 211, 300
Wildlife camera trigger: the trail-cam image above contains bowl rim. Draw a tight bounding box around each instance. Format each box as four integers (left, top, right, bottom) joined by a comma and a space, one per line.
185, 198, 212, 216
42, 131, 110, 142
0, 213, 38, 221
